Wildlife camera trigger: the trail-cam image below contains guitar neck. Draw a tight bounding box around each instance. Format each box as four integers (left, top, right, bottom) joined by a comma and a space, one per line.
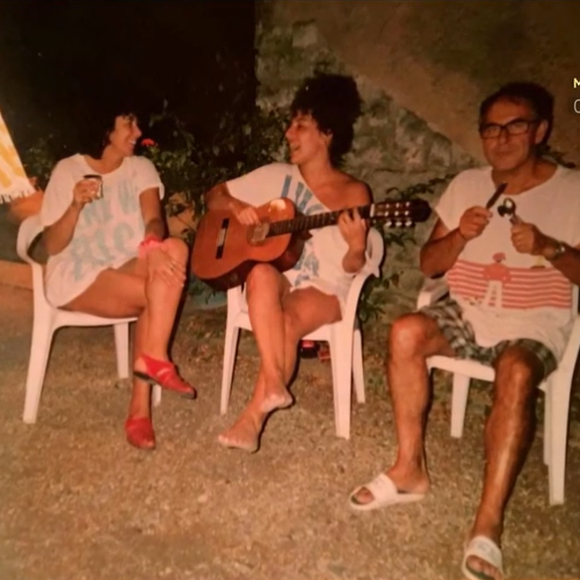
268, 204, 373, 237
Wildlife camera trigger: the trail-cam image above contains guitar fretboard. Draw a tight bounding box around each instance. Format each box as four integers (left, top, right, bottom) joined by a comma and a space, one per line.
268, 204, 375, 236
265, 200, 426, 236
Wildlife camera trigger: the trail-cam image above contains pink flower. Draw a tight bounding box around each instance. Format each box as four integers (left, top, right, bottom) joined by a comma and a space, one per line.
141, 138, 156, 147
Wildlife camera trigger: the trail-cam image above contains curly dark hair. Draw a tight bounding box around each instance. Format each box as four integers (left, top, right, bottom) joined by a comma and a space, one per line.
479, 82, 555, 145
290, 73, 362, 166
78, 96, 146, 158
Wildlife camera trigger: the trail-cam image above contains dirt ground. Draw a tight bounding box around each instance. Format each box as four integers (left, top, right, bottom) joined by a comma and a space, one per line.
1, 282, 580, 580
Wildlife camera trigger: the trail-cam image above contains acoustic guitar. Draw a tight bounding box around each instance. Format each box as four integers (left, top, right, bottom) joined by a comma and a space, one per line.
191, 197, 431, 291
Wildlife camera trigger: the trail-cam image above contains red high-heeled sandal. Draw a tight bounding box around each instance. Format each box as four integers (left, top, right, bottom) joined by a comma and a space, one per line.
133, 354, 197, 399
125, 416, 156, 450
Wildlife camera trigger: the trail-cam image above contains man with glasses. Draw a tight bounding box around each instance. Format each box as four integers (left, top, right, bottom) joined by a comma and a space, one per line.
349, 82, 580, 580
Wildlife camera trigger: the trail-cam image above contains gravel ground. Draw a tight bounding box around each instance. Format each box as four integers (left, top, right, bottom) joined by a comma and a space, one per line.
0, 284, 579, 580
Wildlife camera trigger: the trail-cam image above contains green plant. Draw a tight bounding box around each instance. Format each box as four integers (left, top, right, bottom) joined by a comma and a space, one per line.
141, 102, 286, 301
20, 136, 58, 188
357, 173, 456, 323
142, 101, 285, 225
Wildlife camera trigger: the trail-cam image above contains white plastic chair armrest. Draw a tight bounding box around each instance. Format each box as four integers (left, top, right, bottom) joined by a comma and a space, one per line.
342, 268, 374, 325
557, 314, 580, 375
17, 215, 43, 265
416, 277, 449, 309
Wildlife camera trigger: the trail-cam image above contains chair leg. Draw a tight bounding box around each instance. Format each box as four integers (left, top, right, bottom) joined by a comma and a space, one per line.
331, 329, 354, 439
113, 323, 130, 379
220, 324, 241, 415
543, 385, 552, 466
548, 381, 571, 506
352, 328, 365, 404
23, 317, 55, 424
450, 373, 470, 438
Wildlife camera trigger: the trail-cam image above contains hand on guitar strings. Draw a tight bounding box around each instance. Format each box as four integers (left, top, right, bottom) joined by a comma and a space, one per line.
338, 207, 369, 252
228, 199, 261, 225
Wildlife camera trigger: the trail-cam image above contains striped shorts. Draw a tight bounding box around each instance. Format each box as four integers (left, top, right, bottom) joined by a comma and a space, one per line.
420, 296, 557, 379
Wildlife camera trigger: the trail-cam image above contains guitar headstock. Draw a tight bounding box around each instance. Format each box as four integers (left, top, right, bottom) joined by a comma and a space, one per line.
372, 199, 431, 227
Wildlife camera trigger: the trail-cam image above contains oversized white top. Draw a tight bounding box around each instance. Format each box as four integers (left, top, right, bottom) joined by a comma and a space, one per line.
41, 154, 164, 307
436, 165, 580, 359
226, 162, 366, 309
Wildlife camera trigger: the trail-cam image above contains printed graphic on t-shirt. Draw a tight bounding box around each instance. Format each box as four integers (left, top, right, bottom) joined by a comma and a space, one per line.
448, 258, 572, 310
280, 172, 325, 284
69, 180, 142, 281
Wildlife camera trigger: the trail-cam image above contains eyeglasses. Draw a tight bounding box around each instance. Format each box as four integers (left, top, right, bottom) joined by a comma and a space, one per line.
479, 118, 539, 139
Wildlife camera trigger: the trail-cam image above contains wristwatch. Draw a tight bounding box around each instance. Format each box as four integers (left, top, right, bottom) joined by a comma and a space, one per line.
547, 240, 566, 261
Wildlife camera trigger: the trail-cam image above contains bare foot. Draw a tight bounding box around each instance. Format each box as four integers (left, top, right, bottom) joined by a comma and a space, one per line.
352, 466, 430, 506
218, 410, 263, 453
260, 384, 293, 414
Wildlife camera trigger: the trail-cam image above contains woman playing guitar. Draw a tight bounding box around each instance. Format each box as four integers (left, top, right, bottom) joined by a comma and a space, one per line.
204, 73, 371, 452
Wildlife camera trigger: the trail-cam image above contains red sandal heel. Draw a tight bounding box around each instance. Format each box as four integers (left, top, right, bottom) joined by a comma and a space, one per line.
133, 354, 197, 399
125, 416, 156, 450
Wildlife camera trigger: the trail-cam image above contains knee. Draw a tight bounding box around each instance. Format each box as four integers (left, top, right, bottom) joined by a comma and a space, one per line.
162, 237, 189, 264
246, 263, 279, 297
494, 346, 542, 402
388, 313, 430, 359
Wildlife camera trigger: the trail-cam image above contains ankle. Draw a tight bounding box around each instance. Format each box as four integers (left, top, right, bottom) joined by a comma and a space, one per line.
138, 351, 169, 363
471, 512, 504, 544
388, 460, 430, 493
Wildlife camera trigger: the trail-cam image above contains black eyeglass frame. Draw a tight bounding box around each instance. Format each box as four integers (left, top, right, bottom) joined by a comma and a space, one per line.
478, 117, 540, 139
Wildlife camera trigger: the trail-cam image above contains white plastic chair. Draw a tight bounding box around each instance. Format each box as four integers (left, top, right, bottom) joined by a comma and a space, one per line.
418, 277, 580, 505
220, 227, 385, 439
16, 214, 161, 424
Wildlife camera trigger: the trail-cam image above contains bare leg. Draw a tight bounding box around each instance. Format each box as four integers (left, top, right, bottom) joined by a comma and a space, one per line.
218, 273, 341, 452
465, 345, 542, 580
352, 312, 455, 503
246, 264, 293, 413
64, 239, 189, 429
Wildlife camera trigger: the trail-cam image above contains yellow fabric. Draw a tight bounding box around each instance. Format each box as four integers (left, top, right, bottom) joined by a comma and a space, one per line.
0, 110, 33, 202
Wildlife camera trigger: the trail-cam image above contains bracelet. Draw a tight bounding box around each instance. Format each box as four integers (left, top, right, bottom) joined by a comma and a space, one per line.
138, 235, 163, 258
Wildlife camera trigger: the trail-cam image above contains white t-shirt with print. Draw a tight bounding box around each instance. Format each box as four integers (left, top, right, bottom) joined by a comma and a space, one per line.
41, 154, 164, 307
436, 165, 580, 359
226, 162, 365, 309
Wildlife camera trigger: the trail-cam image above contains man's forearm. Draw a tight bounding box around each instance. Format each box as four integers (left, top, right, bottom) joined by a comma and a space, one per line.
543, 241, 580, 286
43, 203, 82, 256
420, 228, 467, 277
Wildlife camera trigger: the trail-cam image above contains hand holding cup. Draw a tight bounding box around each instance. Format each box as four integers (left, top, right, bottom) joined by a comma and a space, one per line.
72, 174, 103, 208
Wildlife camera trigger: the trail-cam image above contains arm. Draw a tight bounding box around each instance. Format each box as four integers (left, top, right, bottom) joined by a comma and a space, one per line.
511, 220, 580, 286
204, 182, 260, 225
43, 203, 83, 256
547, 242, 580, 286
205, 182, 239, 212
420, 206, 492, 277
338, 182, 372, 274
43, 176, 101, 256
139, 187, 166, 240
420, 219, 467, 278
